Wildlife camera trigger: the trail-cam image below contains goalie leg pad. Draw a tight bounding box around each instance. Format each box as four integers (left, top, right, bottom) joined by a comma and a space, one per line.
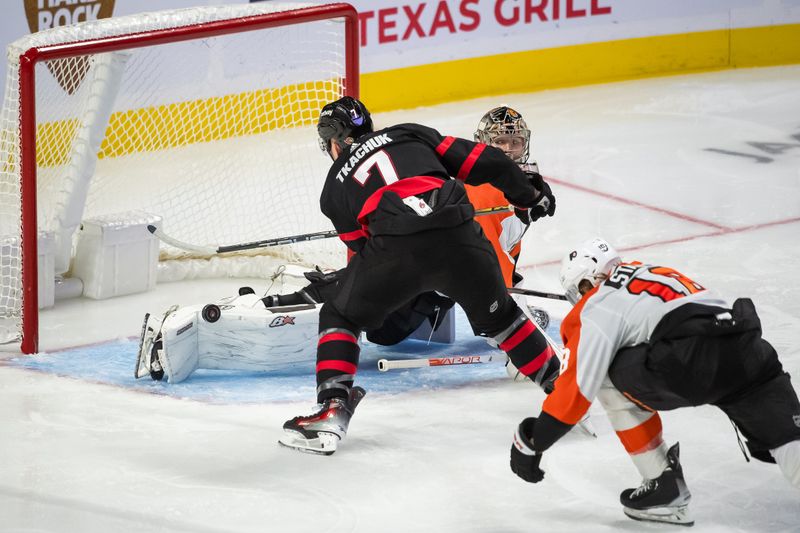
157, 306, 200, 383
135, 310, 172, 381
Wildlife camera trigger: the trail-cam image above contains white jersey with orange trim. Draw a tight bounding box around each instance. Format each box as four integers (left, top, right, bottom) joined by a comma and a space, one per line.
543, 262, 732, 426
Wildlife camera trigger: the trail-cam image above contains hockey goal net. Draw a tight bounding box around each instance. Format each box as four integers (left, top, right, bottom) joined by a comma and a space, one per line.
0, 3, 359, 353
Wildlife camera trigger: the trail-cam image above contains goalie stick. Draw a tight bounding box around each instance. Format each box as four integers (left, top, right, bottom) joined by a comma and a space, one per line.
147, 225, 337, 255
147, 205, 512, 256
377, 354, 499, 371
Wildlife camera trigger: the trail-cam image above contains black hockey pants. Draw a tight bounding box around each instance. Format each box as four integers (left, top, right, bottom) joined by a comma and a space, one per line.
609, 298, 800, 459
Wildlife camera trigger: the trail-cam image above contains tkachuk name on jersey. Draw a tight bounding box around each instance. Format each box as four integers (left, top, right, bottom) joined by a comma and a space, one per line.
335, 133, 393, 182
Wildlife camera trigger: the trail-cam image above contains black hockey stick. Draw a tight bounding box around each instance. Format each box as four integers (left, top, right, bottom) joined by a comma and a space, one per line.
147, 205, 512, 256
147, 225, 338, 255
507, 287, 568, 301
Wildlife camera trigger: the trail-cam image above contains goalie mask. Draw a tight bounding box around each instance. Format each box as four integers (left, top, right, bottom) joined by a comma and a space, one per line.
318, 96, 373, 156
560, 238, 621, 305
474, 106, 531, 163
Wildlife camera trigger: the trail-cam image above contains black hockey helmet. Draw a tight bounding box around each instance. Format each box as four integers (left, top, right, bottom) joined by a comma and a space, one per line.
317, 96, 373, 155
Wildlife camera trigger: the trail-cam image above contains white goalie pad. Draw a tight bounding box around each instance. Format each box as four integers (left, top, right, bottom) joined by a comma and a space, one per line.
158, 305, 201, 383
198, 298, 321, 374
144, 292, 321, 383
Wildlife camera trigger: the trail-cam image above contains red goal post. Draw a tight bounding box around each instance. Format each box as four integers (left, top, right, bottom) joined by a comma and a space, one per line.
3, 3, 359, 353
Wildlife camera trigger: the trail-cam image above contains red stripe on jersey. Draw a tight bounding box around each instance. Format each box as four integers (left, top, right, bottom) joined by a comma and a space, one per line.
616, 413, 663, 454
436, 136, 456, 156
338, 229, 368, 242
316, 360, 358, 374
318, 332, 358, 346
516, 346, 554, 376
499, 320, 536, 352
456, 143, 486, 181
356, 176, 445, 225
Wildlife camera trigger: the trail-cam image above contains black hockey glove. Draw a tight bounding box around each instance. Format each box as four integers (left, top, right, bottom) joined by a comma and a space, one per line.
515, 172, 556, 224
302, 267, 344, 303
510, 417, 545, 483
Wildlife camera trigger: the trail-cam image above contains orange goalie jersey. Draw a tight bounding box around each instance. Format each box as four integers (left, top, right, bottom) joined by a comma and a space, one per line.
465, 183, 520, 286
464, 163, 537, 287
543, 262, 731, 426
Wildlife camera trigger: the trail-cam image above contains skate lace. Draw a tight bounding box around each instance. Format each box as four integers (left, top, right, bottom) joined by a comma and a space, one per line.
293, 400, 346, 422
631, 479, 657, 498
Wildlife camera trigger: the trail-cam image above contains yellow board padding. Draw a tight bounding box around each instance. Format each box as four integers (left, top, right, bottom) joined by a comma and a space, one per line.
362, 24, 800, 112
35, 79, 342, 167
33, 23, 800, 166
730, 23, 800, 67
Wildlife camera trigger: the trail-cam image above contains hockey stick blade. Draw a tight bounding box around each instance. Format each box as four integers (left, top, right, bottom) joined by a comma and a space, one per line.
508, 287, 568, 301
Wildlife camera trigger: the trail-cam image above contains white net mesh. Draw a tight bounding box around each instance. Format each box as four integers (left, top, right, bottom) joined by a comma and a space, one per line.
0, 3, 353, 345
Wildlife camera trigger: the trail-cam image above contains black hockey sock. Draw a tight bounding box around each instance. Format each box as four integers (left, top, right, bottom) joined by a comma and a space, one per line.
316, 327, 360, 403
498, 318, 554, 378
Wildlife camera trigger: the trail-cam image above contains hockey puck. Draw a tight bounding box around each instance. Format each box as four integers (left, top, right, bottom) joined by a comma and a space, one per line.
201, 304, 221, 323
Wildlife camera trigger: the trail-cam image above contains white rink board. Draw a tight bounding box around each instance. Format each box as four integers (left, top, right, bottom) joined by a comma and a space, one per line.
347, 0, 800, 72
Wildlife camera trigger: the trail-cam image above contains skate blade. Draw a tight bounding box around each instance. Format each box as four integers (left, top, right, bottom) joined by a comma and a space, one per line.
623, 505, 694, 527
278, 430, 340, 456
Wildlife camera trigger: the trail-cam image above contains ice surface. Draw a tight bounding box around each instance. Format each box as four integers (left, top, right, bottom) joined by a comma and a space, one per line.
1, 66, 799, 532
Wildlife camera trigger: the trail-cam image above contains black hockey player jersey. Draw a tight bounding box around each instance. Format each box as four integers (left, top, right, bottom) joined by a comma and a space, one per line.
319, 123, 540, 252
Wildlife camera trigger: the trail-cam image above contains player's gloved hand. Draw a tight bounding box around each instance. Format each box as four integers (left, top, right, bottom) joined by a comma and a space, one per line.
510, 417, 545, 483
514, 171, 556, 224
303, 266, 341, 285
527, 171, 556, 221
532, 354, 560, 394
303, 266, 344, 303
513, 206, 534, 225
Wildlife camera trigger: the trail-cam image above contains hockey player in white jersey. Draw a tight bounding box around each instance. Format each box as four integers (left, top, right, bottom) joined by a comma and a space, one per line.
509, 238, 800, 526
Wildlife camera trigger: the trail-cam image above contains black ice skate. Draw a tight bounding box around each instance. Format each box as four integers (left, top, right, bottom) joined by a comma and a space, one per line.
620, 443, 694, 526
278, 386, 366, 456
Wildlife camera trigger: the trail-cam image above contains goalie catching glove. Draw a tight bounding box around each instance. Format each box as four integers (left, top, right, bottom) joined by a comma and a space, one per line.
510, 417, 545, 483
514, 170, 556, 225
